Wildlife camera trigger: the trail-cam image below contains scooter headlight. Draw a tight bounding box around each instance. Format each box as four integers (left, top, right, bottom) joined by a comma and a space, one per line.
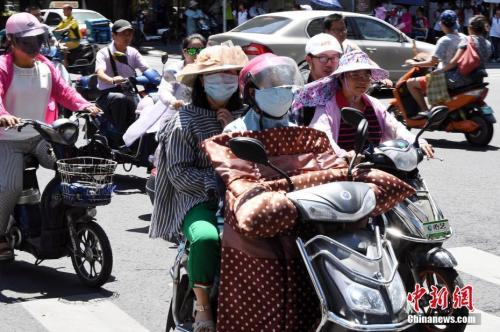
334, 269, 387, 315
346, 283, 387, 315
387, 272, 406, 313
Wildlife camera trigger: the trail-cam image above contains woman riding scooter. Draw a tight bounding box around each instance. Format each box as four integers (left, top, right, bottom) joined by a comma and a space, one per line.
150, 42, 248, 332
0, 13, 100, 261
294, 51, 435, 159
202, 53, 417, 331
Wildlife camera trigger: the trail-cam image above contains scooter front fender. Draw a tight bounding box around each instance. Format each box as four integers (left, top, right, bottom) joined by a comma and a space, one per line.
409, 246, 457, 269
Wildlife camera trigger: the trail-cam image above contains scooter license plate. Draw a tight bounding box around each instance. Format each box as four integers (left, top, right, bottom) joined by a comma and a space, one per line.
480, 106, 494, 115
423, 219, 451, 240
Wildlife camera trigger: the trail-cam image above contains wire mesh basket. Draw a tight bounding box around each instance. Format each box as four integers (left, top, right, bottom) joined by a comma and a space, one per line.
57, 157, 118, 207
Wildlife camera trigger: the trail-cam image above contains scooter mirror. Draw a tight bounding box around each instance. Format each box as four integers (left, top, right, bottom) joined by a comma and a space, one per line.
113, 52, 129, 65
229, 137, 269, 165
161, 53, 169, 64
355, 119, 369, 154
414, 106, 449, 146
341, 107, 366, 128
427, 106, 449, 126
229, 136, 295, 192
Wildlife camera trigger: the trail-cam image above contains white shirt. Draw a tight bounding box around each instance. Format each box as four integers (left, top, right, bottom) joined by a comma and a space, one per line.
233, 10, 248, 26
491, 16, 500, 38
0, 62, 52, 141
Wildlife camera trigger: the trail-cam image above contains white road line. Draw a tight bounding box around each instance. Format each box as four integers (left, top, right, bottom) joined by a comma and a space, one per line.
22, 295, 150, 332
448, 247, 500, 287
466, 310, 500, 332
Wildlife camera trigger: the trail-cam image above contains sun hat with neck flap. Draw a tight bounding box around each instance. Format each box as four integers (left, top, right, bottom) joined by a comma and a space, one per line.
331, 50, 388, 81
177, 41, 249, 87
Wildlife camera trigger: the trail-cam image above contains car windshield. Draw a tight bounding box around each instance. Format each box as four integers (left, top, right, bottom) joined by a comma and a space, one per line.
232, 16, 290, 34
72, 11, 106, 23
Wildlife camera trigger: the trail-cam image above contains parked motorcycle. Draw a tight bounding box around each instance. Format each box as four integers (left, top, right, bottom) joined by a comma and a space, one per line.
2, 117, 116, 287
340, 106, 469, 331
388, 60, 495, 146
166, 123, 414, 331
78, 52, 162, 171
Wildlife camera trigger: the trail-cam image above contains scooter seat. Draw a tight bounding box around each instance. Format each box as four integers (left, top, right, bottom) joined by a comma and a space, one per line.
448, 82, 488, 96
23, 155, 39, 169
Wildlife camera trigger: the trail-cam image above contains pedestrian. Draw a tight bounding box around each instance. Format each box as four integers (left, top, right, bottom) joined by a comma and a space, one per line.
94, 19, 150, 148
463, 1, 475, 34
292, 33, 342, 126
150, 42, 248, 332
233, 2, 248, 26
184, 1, 205, 36
0, 13, 100, 260
396, 5, 412, 36
373, 1, 388, 21
248, 0, 266, 19
490, 7, 500, 62
413, 7, 429, 40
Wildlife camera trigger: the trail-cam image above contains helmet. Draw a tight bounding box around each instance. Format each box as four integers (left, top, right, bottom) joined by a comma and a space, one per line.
239, 53, 304, 104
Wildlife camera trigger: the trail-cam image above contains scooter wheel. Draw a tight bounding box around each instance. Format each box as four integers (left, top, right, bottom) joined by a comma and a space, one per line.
71, 221, 113, 288
417, 267, 468, 332
465, 115, 493, 146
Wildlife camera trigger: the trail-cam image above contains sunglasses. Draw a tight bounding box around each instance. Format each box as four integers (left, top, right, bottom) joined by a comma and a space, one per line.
185, 47, 204, 56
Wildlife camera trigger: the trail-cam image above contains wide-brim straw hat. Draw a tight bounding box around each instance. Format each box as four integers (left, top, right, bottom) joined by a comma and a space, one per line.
332, 50, 388, 81
177, 41, 249, 87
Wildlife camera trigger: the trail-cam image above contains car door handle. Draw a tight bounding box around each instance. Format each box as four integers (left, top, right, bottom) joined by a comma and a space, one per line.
366, 47, 377, 52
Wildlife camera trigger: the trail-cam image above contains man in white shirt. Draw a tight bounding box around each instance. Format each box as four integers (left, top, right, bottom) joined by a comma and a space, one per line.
491, 8, 500, 62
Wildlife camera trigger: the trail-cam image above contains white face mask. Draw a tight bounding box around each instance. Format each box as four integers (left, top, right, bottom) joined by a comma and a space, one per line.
255, 87, 294, 118
203, 73, 238, 103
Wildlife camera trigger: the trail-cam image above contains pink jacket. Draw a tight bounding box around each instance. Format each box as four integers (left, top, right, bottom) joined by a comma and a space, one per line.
0, 53, 91, 124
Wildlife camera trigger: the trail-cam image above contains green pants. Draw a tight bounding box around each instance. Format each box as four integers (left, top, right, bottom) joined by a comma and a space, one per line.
182, 202, 220, 289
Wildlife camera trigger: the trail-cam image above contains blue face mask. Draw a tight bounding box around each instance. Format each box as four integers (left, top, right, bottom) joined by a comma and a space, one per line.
203, 73, 239, 103
255, 87, 294, 118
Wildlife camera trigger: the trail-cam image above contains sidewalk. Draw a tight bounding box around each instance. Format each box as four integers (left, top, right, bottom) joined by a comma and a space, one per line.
139, 39, 183, 58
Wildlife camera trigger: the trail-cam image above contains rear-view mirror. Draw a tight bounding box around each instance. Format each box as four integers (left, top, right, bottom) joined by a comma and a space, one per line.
341, 107, 366, 128
229, 137, 269, 165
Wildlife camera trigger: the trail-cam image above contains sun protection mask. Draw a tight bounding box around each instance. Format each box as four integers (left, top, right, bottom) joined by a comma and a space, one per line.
203, 73, 239, 103
12, 32, 49, 57
255, 87, 294, 118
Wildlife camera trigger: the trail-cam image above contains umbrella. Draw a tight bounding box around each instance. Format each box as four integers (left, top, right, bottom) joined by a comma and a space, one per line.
296, 0, 343, 10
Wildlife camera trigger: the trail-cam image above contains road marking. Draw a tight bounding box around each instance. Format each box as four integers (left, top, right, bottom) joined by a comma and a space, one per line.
22, 295, 150, 332
466, 310, 500, 332
448, 247, 500, 287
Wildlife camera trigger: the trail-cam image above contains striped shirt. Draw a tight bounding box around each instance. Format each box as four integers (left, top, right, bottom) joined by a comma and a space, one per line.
149, 104, 223, 242
336, 93, 382, 151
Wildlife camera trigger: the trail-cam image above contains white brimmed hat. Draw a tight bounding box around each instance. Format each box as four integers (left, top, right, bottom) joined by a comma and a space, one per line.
305, 33, 342, 56
332, 51, 388, 81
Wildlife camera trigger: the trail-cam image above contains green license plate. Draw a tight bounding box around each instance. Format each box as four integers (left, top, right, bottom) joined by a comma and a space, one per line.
480, 106, 494, 115
423, 219, 451, 240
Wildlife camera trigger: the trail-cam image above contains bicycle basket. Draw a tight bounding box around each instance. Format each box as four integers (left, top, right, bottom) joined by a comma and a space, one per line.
57, 157, 117, 207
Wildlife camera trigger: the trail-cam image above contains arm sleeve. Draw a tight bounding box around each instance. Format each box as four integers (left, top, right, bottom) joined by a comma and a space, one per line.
309, 106, 347, 157
95, 49, 107, 72
132, 49, 149, 72
433, 38, 449, 61
165, 122, 217, 197
158, 79, 176, 106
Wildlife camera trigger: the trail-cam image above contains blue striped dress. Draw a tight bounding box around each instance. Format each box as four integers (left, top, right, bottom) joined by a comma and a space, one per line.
149, 104, 222, 242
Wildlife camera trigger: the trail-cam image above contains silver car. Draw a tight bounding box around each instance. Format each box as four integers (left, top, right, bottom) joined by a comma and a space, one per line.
208, 10, 436, 81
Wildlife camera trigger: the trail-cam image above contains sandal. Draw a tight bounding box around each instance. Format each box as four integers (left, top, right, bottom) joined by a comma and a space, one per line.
0, 237, 14, 261
193, 304, 215, 332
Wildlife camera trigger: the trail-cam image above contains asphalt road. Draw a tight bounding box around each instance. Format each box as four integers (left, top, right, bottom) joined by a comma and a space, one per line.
1, 53, 499, 332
